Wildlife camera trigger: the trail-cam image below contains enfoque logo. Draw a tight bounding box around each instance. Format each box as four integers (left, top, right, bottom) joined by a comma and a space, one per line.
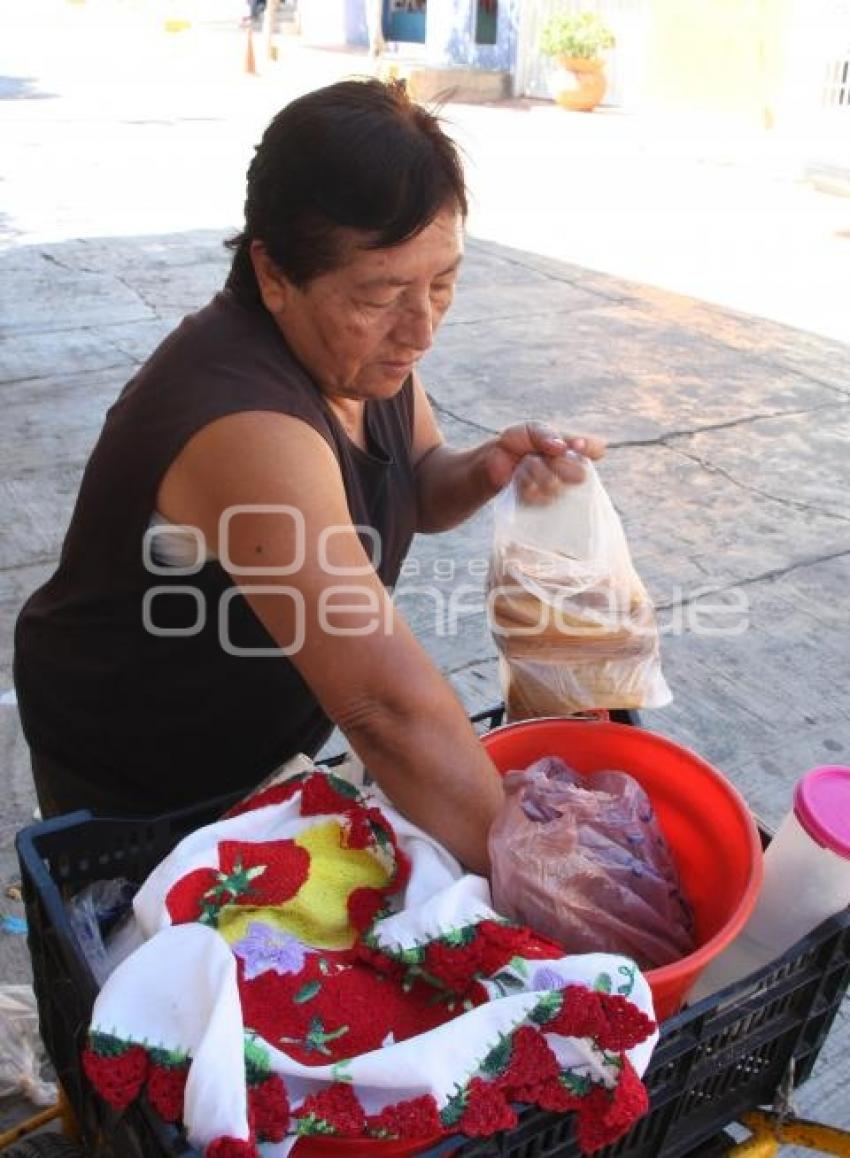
141, 507, 750, 656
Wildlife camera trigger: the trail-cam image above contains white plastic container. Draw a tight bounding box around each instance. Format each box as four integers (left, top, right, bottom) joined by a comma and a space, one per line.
689, 764, 850, 1002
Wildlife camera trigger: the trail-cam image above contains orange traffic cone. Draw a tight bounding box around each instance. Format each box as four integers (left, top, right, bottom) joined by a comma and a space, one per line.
244, 26, 257, 75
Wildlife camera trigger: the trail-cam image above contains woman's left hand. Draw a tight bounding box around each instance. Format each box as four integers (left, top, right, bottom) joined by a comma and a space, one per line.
483, 422, 606, 502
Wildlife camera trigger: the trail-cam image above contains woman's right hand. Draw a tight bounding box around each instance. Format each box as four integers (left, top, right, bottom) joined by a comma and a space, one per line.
483, 423, 606, 503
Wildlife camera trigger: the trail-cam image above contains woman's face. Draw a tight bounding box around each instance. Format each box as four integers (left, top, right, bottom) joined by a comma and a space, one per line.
253, 207, 463, 401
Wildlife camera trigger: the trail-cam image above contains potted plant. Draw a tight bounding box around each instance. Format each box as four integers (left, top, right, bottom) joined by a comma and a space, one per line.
539, 9, 616, 112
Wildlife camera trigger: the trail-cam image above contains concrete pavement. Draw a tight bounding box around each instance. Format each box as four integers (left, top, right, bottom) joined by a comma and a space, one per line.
1, 2, 849, 1141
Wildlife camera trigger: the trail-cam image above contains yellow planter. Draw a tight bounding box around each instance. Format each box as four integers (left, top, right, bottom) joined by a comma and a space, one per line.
549, 56, 607, 112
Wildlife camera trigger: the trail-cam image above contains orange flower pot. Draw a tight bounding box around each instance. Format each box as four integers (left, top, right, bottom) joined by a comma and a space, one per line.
550, 55, 607, 112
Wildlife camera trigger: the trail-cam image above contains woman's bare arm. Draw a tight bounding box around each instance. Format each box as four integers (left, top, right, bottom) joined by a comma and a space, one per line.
158, 410, 504, 873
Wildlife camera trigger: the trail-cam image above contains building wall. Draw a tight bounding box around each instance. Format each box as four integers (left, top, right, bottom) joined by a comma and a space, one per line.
642, 0, 788, 122
425, 0, 518, 69
299, 0, 350, 45
302, 0, 517, 69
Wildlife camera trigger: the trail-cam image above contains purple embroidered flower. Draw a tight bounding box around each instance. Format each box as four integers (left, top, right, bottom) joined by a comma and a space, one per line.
532, 966, 566, 992
233, 922, 308, 980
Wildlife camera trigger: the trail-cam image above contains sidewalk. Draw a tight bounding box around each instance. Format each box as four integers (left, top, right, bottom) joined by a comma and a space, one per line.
3, 4, 847, 339
1, 8, 849, 1139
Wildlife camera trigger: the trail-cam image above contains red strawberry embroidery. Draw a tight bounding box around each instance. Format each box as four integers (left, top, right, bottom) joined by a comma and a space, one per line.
224, 777, 304, 819
343, 809, 376, 850
458, 1078, 517, 1137
248, 1074, 289, 1143
497, 1026, 560, 1094
548, 985, 607, 1041
476, 920, 563, 965
205, 1138, 258, 1158
548, 987, 655, 1051
595, 994, 656, 1051
300, 773, 360, 817
607, 1057, 649, 1133
296, 1082, 366, 1136
354, 943, 407, 982
367, 1093, 443, 1139
576, 1060, 649, 1153
146, 1062, 188, 1123
165, 868, 220, 924
424, 920, 565, 996
525, 1077, 584, 1113
424, 940, 482, 994
82, 1043, 149, 1111
347, 886, 385, 933
218, 840, 309, 906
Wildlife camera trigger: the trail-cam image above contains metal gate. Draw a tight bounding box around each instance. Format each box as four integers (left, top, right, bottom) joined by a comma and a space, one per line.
515, 0, 648, 104
778, 0, 850, 114
777, 0, 850, 178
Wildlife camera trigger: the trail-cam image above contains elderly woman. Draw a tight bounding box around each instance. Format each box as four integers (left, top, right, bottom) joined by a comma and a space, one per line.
14, 80, 602, 873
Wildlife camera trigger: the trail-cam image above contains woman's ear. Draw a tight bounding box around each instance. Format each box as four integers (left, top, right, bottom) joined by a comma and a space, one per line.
249, 241, 293, 315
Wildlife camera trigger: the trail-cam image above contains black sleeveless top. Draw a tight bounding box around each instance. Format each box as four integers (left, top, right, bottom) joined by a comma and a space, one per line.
14, 291, 418, 813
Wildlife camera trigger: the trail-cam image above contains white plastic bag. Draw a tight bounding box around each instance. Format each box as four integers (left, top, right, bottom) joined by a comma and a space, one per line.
66, 879, 144, 987
0, 985, 57, 1105
488, 461, 671, 718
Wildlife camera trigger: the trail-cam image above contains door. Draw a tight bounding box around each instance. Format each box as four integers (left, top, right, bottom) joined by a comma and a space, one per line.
385, 0, 427, 44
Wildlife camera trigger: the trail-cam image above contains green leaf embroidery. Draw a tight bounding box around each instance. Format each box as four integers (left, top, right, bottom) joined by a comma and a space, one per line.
330, 1058, 353, 1083
561, 1071, 592, 1097
306, 1017, 349, 1055
529, 989, 563, 1025
327, 773, 361, 800
369, 820, 392, 852
148, 1046, 189, 1069
480, 1032, 513, 1078
279, 1017, 349, 1056
295, 1113, 336, 1136
215, 859, 266, 900
491, 970, 526, 997
617, 963, 637, 996
509, 955, 530, 978
593, 972, 613, 994
439, 1083, 470, 1128
293, 980, 322, 1004
197, 858, 269, 926
244, 1030, 272, 1082
442, 925, 478, 948
399, 945, 424, 965
90, 1031, 131, 1057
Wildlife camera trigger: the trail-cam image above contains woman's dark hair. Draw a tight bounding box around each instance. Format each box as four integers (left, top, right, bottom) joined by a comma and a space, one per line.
225, 78, 468, 304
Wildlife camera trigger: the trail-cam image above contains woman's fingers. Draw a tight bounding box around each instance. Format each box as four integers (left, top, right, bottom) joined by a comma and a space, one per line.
567, 434, 606, 460
511, 424, 606, 461
514, 452, 586, 504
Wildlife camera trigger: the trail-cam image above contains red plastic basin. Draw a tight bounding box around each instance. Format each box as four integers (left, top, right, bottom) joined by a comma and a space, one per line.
481, 718, 763, 1020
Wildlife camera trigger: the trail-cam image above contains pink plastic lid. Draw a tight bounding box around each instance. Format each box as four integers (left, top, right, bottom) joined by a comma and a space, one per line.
794, 766, 850, 857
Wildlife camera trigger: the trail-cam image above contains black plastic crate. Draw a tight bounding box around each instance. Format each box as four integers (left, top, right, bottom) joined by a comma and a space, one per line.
16, 709, 850, 1158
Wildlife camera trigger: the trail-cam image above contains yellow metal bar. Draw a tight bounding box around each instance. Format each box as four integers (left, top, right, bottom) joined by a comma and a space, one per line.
0, 1102, 62, 1149
729, 1111, 850, 1157
726, 1119, 779, 1157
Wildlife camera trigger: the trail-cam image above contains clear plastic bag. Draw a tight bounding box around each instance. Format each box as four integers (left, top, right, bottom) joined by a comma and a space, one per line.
488, 757, 695, 970
66, 879, 143, 987
0, 985, 57, 1105
487, 461, 671, 718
